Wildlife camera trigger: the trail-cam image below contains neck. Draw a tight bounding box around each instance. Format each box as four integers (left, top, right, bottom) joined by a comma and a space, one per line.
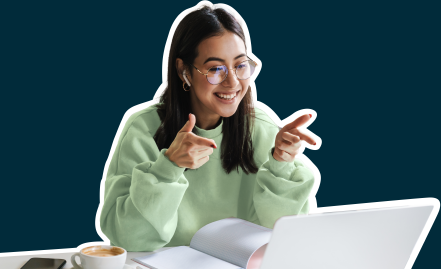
190, 92, 222, 130
194, 113, 222, 130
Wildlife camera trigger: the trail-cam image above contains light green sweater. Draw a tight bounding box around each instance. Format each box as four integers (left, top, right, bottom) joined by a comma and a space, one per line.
100, 103, 315, 252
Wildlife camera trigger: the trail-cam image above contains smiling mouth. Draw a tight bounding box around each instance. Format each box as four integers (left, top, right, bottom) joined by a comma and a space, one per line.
214, 90, 240, 100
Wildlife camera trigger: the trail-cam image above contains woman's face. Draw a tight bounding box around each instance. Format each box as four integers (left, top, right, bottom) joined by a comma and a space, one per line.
186, 31, 250, 118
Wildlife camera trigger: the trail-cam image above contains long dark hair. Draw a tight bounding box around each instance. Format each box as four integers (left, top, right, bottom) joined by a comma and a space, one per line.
153, 5, 258, 175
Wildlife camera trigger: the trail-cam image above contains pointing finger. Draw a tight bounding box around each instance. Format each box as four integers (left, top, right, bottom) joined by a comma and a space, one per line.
288, 128, 316, 145
282, 114, 312, 131
191, 134, 217, 149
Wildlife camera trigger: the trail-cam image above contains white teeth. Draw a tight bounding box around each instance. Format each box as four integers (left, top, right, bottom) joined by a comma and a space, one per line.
216, 91, 237, 99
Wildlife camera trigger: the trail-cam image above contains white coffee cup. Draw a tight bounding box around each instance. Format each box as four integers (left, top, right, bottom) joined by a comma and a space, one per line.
71, 245, 127, 269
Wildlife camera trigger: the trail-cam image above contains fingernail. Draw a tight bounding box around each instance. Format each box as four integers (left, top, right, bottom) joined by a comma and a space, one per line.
313, 142, 316, 145
211, 144, 217, 149
309, 114, 312, 118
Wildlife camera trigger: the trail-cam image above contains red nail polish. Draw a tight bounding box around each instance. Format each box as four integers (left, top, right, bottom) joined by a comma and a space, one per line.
211, 145, 217, 149
309, 114, 312, 118
313, 142, 316, 145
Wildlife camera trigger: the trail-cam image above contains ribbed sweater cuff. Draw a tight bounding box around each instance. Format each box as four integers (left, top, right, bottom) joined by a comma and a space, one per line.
266, 146, 296, 179
148, 148, 186, 183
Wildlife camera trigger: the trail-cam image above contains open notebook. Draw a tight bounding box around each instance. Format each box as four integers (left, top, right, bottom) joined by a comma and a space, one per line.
132, 217, 272, 269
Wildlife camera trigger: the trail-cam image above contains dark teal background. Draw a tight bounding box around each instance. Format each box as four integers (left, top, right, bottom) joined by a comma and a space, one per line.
2, 0, 440, 267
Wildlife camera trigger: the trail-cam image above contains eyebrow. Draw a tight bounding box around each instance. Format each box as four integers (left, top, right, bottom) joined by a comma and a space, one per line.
203, 53, 247, 65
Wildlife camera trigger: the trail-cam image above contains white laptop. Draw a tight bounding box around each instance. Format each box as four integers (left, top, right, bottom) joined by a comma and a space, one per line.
259, 198, 439, 269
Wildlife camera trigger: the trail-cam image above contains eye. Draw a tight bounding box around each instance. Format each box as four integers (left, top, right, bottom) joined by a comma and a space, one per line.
209, 66, 224, 72
237, 63, 247, 69
237, 61, 250, 69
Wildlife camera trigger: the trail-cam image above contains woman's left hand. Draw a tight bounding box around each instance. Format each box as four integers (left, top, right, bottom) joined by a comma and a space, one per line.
273, 114, 316, 162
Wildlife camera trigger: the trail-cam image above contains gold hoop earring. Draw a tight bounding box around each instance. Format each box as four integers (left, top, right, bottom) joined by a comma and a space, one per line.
183, 81, 190, 91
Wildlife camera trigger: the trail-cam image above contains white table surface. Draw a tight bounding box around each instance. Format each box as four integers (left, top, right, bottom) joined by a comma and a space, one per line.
0, 247, 175, 269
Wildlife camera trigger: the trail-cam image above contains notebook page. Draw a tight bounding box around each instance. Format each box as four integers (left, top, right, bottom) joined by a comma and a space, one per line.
189, 218, 272, 268
132, 246, 242, 269
247, 244, 268, 269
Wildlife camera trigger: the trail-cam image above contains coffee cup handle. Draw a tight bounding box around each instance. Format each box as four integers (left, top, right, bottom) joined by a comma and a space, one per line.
71, 253, 83, 269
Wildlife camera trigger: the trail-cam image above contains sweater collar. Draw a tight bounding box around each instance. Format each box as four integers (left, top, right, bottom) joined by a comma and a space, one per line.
193, 117, 223, 139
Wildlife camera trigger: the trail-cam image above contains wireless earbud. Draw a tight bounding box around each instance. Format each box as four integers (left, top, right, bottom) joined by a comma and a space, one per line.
183, 69, 191, 86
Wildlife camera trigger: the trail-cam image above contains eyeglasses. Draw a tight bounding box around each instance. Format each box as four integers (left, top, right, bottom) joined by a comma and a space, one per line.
186, 56, 258, 85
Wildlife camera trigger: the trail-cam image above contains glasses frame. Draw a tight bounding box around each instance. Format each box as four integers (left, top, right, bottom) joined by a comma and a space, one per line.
186, 56, 258, 85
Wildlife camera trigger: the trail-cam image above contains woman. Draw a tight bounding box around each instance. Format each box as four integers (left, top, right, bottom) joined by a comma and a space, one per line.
99, 4, 318, 252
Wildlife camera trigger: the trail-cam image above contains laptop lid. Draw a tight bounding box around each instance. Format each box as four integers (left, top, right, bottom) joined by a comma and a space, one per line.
259, 198, 439, 269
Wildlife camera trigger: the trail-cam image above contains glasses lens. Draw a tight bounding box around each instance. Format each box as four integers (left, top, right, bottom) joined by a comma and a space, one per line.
207, 65, 227, 84
236, 60, 256, 80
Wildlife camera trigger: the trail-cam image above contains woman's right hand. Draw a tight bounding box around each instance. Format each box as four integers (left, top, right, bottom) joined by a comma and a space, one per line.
165, 113, 218, 169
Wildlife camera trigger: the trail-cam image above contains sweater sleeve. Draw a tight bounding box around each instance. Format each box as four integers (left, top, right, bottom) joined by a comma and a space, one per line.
99, 115, 189, 251
252, 146, 315, 229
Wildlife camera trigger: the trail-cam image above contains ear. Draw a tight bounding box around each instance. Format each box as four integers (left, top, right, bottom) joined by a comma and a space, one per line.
176, 58, 192, 84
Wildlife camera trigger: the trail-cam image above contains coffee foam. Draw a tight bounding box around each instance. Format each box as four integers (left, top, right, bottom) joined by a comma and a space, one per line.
82, 246, 124, 257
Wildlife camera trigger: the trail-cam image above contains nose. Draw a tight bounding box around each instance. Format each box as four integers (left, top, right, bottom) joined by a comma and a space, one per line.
221, 68, 240, 88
